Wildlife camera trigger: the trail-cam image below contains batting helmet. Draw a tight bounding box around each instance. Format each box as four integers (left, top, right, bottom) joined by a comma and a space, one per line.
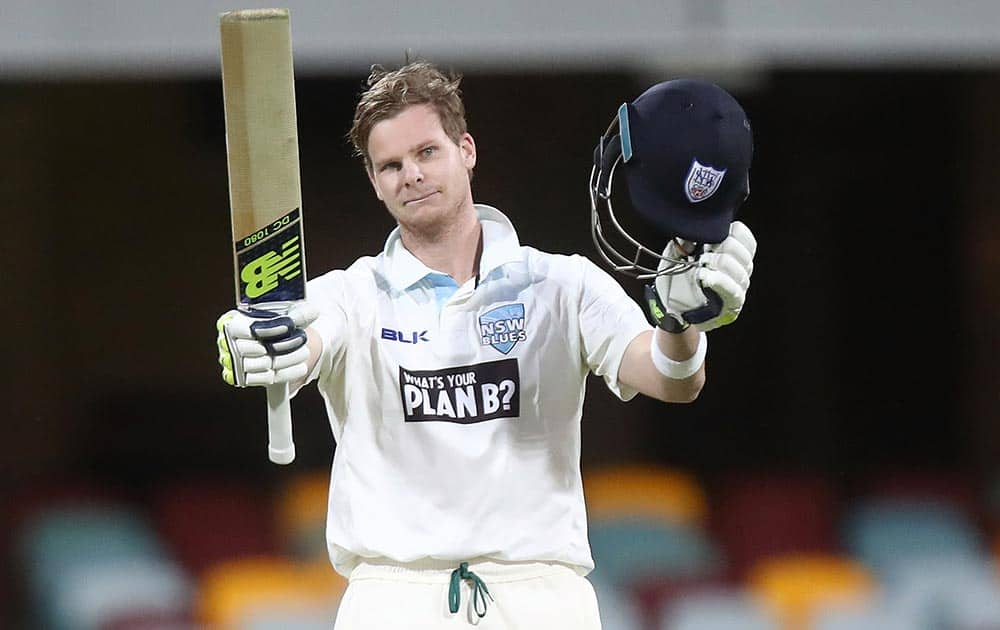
590, 79, 753, 279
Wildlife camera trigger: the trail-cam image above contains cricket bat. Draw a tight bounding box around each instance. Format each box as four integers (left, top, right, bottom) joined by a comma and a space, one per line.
219, 8, 306, 465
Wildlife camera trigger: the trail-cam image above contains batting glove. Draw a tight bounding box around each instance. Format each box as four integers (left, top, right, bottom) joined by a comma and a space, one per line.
216, 304, 318, 387
648, 221, 757, 333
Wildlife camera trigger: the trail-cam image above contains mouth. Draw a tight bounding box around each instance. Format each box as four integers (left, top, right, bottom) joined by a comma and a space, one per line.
403, 191, 439, 206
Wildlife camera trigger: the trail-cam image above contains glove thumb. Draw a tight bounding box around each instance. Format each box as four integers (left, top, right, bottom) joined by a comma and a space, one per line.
288, 302, 319, 328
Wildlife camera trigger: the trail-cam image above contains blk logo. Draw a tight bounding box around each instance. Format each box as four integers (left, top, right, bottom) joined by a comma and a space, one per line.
381, 328, 430, 344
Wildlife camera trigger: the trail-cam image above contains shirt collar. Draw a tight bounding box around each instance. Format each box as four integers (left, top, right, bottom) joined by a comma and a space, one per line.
382, 204, 523, 291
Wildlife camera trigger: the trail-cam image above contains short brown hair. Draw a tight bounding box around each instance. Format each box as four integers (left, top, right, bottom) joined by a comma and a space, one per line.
349, 61, 467, 171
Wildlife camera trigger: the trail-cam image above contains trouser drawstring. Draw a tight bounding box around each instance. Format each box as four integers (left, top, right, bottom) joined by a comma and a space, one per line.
449, 561, 494, 618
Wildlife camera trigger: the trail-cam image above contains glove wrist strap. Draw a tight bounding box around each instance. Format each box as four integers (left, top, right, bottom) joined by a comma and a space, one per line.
644, 284, 690, 334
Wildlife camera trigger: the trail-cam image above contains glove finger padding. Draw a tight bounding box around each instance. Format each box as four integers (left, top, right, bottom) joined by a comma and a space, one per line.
724, 220, 757, 258
243, 355, 273, 373
699, 267, 745, 309
243, 363, 308, 386
221, 315, 254, 340
244, 372, 275, 387
234, 338, 268, 358
705, 234, 754, 279
699, 252, 750, 293
271, 345, 310, 371
272, 361, 309, 383
736, 221, 757, 251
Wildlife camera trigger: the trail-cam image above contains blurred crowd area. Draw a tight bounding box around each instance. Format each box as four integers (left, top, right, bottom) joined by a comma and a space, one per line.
5, 464, 1000, 630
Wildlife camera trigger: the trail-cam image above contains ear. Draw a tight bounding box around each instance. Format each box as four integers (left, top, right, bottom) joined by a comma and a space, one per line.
366, 165, 384, 201
459, 132, 476, 170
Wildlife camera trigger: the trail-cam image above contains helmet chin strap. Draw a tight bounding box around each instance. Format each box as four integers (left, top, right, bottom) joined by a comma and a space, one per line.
589, 112, 700, 280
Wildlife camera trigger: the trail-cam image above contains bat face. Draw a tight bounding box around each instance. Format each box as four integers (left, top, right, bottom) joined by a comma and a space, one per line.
234, 207, 305, 305
219, 8, 304, 465
220, 8, 306, 310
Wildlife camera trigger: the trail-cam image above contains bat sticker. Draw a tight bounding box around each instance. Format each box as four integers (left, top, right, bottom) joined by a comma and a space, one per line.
235, 208, 305, 303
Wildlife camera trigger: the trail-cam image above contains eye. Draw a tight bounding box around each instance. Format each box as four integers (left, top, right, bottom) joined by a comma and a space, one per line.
420, 146, 437, 157
380, 161, 401, 172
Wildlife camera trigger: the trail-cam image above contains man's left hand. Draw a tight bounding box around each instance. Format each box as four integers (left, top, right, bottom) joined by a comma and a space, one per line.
653, 221, 757, 332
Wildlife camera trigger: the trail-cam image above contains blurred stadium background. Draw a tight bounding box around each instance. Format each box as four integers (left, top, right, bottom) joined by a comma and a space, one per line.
3, 1, 1000, 628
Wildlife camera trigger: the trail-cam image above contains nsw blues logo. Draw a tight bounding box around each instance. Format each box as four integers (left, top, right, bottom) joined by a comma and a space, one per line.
684, 159, 726, 203
479, 303, 526, 354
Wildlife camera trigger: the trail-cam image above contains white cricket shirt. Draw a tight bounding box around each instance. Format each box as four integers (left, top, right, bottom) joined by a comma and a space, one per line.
302, 205, 651, 576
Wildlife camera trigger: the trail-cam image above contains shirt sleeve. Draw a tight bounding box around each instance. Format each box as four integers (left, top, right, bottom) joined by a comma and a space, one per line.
289, 270, 349, 398
576, 255, 652, 401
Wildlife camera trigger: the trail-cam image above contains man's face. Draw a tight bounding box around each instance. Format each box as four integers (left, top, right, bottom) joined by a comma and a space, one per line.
366, 103, 477, 234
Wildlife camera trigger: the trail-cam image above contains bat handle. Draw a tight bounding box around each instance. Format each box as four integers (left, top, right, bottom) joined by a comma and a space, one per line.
266, 383, 296, 464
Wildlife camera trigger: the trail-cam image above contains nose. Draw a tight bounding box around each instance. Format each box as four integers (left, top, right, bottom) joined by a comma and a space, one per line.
402, 159, 423, 186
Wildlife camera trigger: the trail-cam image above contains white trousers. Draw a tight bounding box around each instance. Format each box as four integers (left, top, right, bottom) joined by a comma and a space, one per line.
333, 558, 602, 630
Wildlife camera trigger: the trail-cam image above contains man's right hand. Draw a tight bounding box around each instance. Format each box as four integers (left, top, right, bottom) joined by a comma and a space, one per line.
216, 304, 318, 387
